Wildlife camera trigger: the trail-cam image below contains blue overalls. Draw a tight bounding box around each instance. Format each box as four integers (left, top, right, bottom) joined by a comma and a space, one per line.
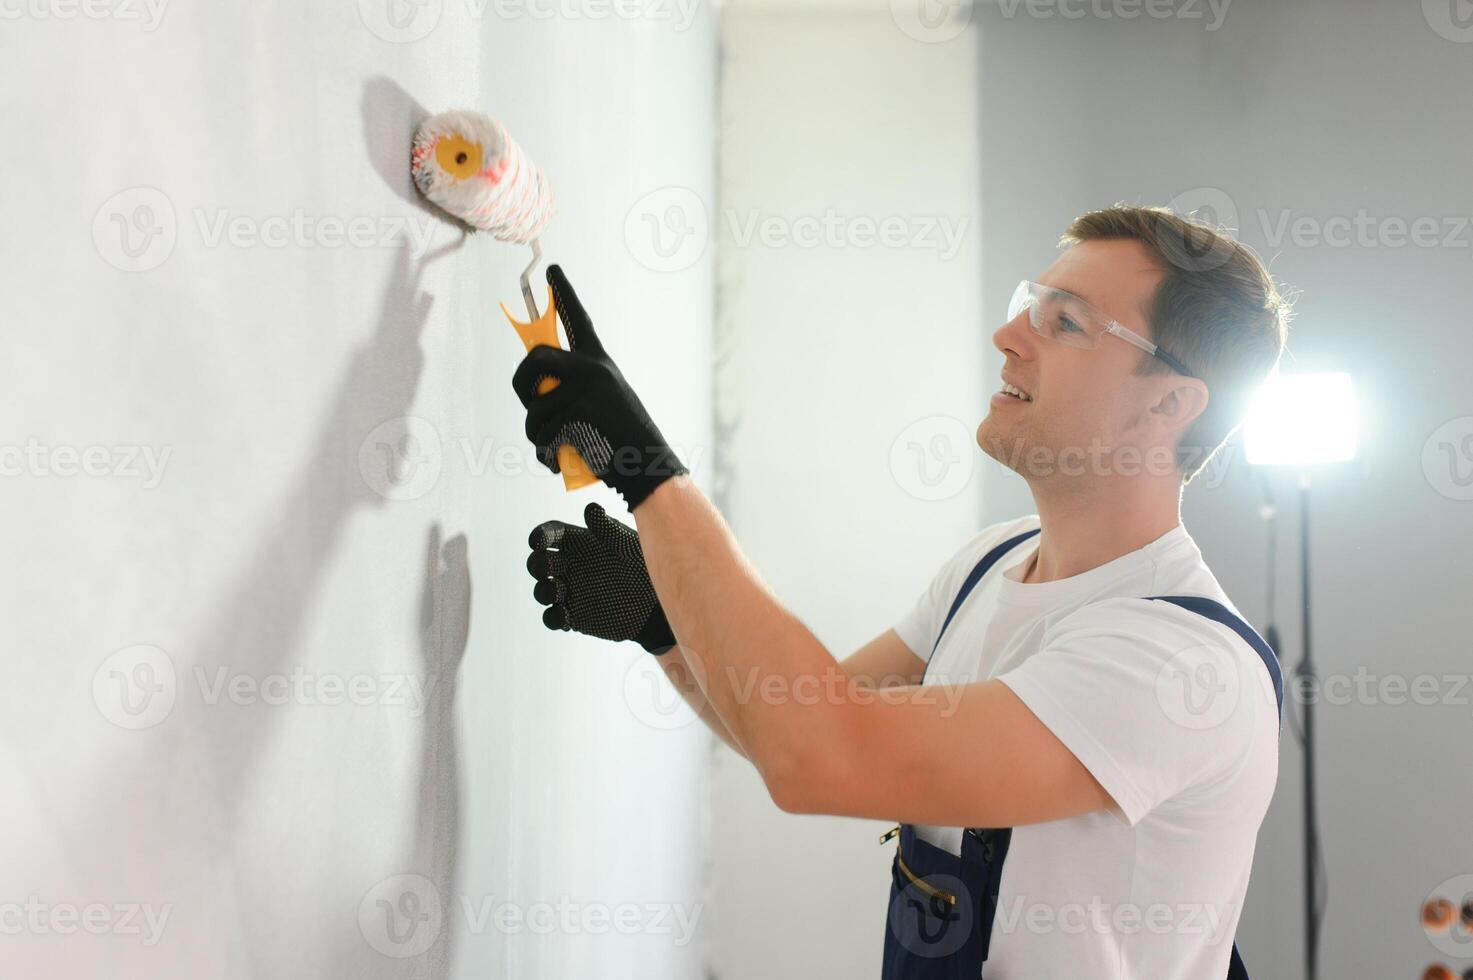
879, 528, 1283, 980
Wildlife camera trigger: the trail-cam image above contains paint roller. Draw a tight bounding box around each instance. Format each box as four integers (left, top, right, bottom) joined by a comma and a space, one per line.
410, 109, 596, 491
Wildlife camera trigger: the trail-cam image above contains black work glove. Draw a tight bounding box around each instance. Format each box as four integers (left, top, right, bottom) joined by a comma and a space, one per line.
526, 501, 676, 655
511, 265, 687, 512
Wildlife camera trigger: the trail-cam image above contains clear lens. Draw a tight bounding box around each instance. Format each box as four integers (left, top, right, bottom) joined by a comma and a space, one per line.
1009, 280, 1104, 349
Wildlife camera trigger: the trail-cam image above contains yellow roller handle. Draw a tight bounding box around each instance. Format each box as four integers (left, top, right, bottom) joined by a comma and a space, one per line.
502, 284, 599, 491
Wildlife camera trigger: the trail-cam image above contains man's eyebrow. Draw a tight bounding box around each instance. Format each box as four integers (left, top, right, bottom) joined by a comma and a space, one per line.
1044, 283, 1101, 311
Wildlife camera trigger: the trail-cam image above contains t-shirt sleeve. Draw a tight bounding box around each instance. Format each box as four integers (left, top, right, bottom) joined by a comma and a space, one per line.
996, 596, 1276, 826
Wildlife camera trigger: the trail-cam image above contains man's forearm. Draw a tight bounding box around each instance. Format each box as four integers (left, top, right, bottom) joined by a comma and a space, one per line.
654, 643, 750, 759
631, 475, 845, 794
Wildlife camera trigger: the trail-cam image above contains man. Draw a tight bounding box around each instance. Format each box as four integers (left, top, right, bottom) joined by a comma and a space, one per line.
513, 205, 1291, 978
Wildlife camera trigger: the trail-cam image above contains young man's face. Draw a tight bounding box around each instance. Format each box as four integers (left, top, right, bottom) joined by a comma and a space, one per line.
977, 238, 1180, 481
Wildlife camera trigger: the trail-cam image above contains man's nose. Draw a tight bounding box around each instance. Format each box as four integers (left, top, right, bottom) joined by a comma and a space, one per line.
993, 310, 1037, 360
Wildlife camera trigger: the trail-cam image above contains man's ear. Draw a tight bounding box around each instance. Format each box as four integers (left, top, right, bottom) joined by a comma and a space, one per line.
1149, 378, 1209, 439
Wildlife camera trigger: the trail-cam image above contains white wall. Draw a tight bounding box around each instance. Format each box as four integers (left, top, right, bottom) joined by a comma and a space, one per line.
0, 6, 714, 979
974, 1, 1473, 976
713, 8, 982, 977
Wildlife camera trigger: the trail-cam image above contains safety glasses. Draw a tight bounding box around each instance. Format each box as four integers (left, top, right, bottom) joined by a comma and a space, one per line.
1008, 279, 1197, 379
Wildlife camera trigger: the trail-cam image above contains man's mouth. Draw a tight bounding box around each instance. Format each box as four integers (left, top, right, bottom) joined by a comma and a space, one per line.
999, 381, 1034, 403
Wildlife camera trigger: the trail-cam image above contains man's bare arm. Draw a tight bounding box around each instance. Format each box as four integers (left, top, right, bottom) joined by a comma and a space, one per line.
839, 629, 926, 690
654, 628, 925, 760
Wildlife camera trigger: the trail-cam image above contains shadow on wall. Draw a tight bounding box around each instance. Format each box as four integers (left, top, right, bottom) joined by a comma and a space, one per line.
21, 80, 476, 979
363, 75, 477, 235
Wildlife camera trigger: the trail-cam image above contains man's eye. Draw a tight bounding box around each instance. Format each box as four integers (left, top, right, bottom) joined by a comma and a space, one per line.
1057, 314, 1085, 334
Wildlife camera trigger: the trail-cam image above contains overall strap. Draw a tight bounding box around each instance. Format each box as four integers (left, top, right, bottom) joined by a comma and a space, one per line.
1144, 594, 1284, 980
1143, 595, 1285, 723
928, 527, 1042, 664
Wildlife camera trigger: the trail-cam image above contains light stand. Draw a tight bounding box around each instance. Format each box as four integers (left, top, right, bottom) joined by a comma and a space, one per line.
1296, 473, 1320, 980
1245, 372, 1356, 980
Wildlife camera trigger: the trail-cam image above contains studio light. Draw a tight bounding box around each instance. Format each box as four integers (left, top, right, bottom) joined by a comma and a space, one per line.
1244, 371, 1358, 466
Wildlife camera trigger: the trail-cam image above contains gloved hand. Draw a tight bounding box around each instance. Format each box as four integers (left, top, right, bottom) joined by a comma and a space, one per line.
511, 264, 687, 512
526, 501, 676, 655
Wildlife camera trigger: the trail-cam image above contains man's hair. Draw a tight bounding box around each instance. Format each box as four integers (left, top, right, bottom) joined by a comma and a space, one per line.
1060, 205, 1292, 485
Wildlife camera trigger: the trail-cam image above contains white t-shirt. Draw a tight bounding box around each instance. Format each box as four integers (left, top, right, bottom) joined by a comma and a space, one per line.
892, 514, 1280, 980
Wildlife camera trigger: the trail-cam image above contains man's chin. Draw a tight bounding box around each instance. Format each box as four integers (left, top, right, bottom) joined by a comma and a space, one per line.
975, 420, 1013, 464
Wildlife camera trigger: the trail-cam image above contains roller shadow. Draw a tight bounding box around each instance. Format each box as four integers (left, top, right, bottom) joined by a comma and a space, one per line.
362, 75, 477, 236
